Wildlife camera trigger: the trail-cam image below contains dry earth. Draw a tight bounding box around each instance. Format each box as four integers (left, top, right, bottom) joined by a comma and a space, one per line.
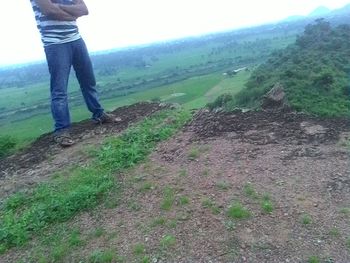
1, 105, 350, 263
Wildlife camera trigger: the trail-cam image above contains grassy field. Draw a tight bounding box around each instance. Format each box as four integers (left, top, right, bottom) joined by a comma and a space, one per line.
0, 71, 250, 144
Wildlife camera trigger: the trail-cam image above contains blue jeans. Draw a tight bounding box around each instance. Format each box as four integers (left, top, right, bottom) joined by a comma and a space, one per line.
44, 38, 104, 133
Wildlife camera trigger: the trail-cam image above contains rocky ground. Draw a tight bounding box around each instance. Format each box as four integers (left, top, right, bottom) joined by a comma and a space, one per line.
1, 104, 350, 262
0, 102, 165, 199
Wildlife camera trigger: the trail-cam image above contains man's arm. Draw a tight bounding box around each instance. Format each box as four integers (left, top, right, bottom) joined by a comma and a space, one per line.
59, 0, 89, 17
34, 0, 77, 21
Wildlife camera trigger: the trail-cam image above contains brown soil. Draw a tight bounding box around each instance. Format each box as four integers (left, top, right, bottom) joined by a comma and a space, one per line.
2, 107, 350, 263
0, 102, 165, 198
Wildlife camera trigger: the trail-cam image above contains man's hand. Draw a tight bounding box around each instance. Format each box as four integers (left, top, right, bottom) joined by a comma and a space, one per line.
34, 0, 77, 21
59, 0, 89, 17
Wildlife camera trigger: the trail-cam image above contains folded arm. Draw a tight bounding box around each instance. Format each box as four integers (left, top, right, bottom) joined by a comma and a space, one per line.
59, 0, 89, 17
34, 0, 77, 21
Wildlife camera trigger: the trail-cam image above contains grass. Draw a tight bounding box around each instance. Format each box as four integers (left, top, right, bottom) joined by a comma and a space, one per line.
160, 235, 176, 249
161, 187, 176, 211
92, 227, 107, 238
201, 169, 210, 176
128, 200, 142, 211
346, 237, 350, 250
0, 109, 191, 253
329, 228, 340, 238
216, 181, 231, 191
340, 207, 350, 217
151, 217, 167, 227
243, 183, 259, 199
133, 243, 146, 256
202, 198, 221, 215
301, 214, 313, 225
188, 147, 200, 160
68, 229, 85, 247
178, 196, 190, 206
308, 256, 321, 263
261, 194, 274, 214
139, 181, 155, 192
88, 249, 121, 263
0, 135, 17, 158
0, 73, 221, 144
227, 202, 251, 219
179, 168, 187, 177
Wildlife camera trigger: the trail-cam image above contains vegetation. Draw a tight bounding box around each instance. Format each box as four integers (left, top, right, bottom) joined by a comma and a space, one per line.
0, 135, 17, 158
261, 195, 274, 214
0, 109, 191, 252
160, 235, 176, 249
232, 19, 350, 117
227, 202, 251, 219
301, 214, 313, 225
0, 19, 296, 145
308, 256, 321, 263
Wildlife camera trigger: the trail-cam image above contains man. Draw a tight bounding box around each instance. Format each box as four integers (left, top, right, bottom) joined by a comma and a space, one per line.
30, 0, 117, 147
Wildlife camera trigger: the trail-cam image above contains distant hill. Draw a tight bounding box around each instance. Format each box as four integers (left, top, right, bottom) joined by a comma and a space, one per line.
232, 19, 350, 117
309, 6, 331, 17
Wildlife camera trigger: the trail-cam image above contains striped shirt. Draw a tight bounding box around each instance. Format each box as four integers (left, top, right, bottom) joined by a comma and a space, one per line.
30, 0, 81, 46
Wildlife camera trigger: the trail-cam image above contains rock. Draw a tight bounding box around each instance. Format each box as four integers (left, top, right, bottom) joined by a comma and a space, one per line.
261, 83, 289, 110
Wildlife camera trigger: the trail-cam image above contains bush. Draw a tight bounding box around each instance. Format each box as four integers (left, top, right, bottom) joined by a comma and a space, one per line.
0, 135, 17, 158
207, 93, 233, 110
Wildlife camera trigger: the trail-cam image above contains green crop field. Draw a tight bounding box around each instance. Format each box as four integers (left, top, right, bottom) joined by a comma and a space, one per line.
0, 71, 250, 143
0, 19, 303, 152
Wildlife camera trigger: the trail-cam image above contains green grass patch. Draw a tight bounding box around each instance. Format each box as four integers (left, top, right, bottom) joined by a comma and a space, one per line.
188, 147, 200, 160
202, 198, 221, 215
139, 181, 156, 192
161, 187, 176, 211
179, 168, 187, 177
133, 243, 146, 256
160, 235, 176, 249
151, 217, 167, 227
91, 227, 107, 238
216, 181, 231, 191
261, 195, 274, 214
178, 196, 190, 206
308, 256, 321, 263
0, 109, 191, 252
243, 183, 259, 199
0, 135, 17, 158
227, 202, 251, 219
346, 237, 350, 250
88, 249, 122, 263
329, 228, 340, 238
301, 214, 313, 225
340, 207, 350, 217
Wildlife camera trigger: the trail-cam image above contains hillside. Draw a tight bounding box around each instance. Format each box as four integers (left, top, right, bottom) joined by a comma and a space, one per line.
232, 19, 350, 117
1, 5, 350, 263
0, 102, 349, 262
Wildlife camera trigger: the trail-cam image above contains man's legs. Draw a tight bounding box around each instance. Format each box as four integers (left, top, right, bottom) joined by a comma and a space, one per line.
72, 38, 104, 120
44, 43, 73, 133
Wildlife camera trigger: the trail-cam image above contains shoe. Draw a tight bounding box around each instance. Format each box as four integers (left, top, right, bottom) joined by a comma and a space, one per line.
53, 131, 75, 147
94, 112, 122, 124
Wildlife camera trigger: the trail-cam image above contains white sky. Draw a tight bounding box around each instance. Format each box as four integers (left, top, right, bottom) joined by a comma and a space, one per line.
1, 0, 350, 66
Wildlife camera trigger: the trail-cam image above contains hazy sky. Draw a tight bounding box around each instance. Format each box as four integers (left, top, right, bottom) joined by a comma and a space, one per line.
1, 0, 350, 66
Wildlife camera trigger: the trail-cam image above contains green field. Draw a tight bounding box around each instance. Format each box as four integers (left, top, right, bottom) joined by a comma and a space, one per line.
0, 71, 250, 143
0, 22, 300, 150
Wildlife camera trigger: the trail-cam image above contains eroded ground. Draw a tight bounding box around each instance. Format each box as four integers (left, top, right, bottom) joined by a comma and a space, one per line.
2, 107, 350, 263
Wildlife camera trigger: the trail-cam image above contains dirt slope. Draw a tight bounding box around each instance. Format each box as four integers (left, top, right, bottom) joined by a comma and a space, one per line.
0, 102, 165, 198
1, 106, 350, 262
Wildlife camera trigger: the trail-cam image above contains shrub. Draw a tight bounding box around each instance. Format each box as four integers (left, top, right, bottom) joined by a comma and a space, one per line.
207, 93, 233, 110
0, 135, 17, 158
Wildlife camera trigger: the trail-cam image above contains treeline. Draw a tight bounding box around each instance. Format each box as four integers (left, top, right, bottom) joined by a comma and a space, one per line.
233, 19, 350, 117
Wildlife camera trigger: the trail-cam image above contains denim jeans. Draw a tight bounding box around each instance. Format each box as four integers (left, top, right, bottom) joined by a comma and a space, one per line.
44, 38, 104, 133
